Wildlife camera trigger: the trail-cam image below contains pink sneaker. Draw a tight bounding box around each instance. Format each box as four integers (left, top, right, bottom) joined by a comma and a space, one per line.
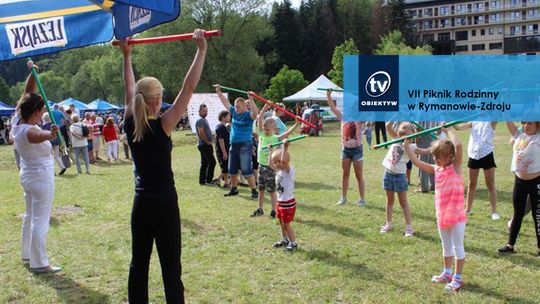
379, 224, 393, 233
445, 278, 462, 292
404, 227, 414, 237
431, 272, 452, 283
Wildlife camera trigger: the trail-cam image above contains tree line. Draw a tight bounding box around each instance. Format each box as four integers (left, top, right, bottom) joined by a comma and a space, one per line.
0, 0, 429, 106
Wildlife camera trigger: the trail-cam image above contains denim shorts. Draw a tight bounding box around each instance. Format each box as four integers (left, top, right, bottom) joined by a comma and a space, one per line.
228, 141, 253, 177
341, 146, 363, 161
382, 171, 408, 193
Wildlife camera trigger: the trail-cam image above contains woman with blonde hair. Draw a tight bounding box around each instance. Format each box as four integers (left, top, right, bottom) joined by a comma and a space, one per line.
120, 29, 207, 303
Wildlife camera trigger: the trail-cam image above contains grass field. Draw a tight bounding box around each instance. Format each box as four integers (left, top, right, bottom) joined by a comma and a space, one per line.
0, 122, 539, 304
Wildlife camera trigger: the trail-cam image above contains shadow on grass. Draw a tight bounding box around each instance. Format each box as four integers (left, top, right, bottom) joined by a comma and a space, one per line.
298, 249, 383, 280
35, 272, 111, 303
295, 181, 337, 191
414, 231, 540, 270
296, 218, 364, 239
182, 218, 206, 234
465, 282, 538, 304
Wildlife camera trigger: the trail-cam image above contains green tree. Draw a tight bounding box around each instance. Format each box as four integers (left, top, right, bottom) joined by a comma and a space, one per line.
328, 38, 360, 87
264, 65, 308, 103
0, 76, 10, 103
374, 31, 431, 55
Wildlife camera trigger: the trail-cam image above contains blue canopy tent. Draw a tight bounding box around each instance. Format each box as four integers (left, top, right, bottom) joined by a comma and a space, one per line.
0, 0, 180, 61
0, 101, 15, 116
58, 98, 90, 111
88, 99, 120, 112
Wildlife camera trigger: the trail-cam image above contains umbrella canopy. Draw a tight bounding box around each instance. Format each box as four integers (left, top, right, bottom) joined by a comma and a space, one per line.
0, 100, 15, 116
0, 0, 180, 61
282, 75, 343, 105
58, 97, 90, 110
88, 99, 120, 111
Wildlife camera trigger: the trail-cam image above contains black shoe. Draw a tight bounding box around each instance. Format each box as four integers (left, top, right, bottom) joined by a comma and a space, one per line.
250, 191, 259, 200
498, 245, 515, 254
269, 210, 276, 219
205, 181, 219, 187
273, 239, 289, 248
59, 168, 66, 175
224, 189, 239, 197
250, 208, 264, 217
284, 242, 298, 251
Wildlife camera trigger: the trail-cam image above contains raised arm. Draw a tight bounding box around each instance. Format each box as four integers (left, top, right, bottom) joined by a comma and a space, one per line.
282, 139, 290, 173
214, 85, 232, 110
247, 92, 259, 120
119, 38, 135, 119
278, 116, 301, 141
326, 90, 342, 121
404, 139, 434, 174
161, 29, 208, 136
386, 121, 399, 139
506, 121, 518, 137
258, 103, 270, 131
443, 127, 463, 174
452, 122, 472, 131
23, 61, 37, 96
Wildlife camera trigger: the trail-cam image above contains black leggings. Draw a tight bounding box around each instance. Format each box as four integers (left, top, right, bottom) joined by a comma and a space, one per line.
508, 175, 540, 249
128, 195, 184, 304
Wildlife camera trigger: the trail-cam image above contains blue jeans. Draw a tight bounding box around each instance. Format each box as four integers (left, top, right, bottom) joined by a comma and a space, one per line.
228, 142, 253, 177
73, 146, 90, 173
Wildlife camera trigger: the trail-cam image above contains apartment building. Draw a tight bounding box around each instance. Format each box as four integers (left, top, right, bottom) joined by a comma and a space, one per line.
405, 0, 540, 54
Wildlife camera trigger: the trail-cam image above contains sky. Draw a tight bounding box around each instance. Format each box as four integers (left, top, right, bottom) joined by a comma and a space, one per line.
272, 0, 302, 8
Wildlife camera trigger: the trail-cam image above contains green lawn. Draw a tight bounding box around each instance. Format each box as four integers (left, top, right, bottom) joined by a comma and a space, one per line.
0, 122, 538, 304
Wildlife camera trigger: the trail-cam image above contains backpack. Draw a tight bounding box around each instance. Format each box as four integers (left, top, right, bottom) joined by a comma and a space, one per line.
81, 124, 90, 137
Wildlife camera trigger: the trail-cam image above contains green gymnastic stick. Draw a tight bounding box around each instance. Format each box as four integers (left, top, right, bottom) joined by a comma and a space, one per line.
373, 120, 463, 150
317, 88, 344, 92
28, 58, 63, 145
262, 135, 307, 151
216, 85, 248, 95
409, 121, 437, 140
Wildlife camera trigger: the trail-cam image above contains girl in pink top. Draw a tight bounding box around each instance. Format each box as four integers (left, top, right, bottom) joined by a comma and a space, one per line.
405, 127, 466, 292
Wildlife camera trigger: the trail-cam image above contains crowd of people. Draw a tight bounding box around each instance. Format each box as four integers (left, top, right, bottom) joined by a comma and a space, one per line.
6, 29, 540, 302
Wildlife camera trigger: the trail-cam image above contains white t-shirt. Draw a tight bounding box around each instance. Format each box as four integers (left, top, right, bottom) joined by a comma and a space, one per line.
276, 166, 295, 202
382, 143, 416, 174
468, 121, 494, 160
11, 123, 54, 177
511, 131, 540, 174
10, 114, 19, 149
96, 116, 104, 126
70, 122, 89, 148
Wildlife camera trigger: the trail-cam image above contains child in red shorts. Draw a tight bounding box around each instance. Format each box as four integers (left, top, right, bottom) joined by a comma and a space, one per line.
268, 139, 297, 251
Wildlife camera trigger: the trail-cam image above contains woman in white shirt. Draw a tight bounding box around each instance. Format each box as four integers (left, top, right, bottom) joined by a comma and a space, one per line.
11, 66, 62, 273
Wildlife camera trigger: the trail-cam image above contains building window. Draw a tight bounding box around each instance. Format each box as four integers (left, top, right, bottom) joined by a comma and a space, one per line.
424, 20, 433, 29
489, 27, 495, 35
489, 42, 503, 49
510, 25, 521, 35
472, 44, 486, 51
456, 4, 466, 13
456, 30, 469, 41
490, 13, 501, 22
440, 6, 450, 15
473, 3, 484, 12
456, 45, 469, 52
529, 0, 537, 5
424, 8, 433, 17
510, 0, 519, 7
529, 9, 539, 18
490, 1, 500, 9
440, 19, 450, 27
481, 29, 486, 35
423, 34, 435, 42
498, 27, 504, 34
456, 17, 466, 25
511, 11, 521, 20
472, 29, 477, 36
438, 32, 451, 41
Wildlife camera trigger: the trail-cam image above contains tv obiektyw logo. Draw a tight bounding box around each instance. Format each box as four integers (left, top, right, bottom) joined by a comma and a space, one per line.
365, 71, 391, 98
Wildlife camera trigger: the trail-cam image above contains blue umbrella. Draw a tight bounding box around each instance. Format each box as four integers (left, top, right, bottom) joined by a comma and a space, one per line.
0, 100, 15, 116
58, 97, 90, 110
161, 101, 172, 109
0, 0, 180, 61
88, 98, 120, 112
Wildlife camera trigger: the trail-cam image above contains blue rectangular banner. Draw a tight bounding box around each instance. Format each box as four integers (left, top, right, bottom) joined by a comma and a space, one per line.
344, 55, 540, 122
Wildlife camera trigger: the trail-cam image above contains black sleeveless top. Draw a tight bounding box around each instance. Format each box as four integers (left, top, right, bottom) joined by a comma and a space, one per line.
125, 116, 176, 198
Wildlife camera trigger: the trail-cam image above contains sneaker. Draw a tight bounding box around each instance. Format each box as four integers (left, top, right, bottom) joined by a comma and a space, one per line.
250, 208, 264, 217
269, 210, 276, 219
284, 242, 298, 251
431, 272, 453, 283
357, 199, 366, 207
205, 181, 219, 187
491, 213, 501, 220
445, 278, 462, 292
273, 239, 289, 248
250, 191, 259, 200
380, 224, 393, 233
59, 168, 66, 176
336, 197, 347, 205
224, 189, 239, 197
404, 227, 414, 237
466, 210, 473, 216
498, 245, 515, 254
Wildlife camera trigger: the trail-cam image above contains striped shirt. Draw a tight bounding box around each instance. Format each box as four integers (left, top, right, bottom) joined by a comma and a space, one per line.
434, 165, 467, 229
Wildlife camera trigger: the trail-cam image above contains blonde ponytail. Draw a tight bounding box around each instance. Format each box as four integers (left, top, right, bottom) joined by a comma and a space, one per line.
132, 77, 163, 142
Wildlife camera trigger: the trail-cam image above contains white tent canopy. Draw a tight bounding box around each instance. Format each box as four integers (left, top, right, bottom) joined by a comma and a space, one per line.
282, 75, 343, 107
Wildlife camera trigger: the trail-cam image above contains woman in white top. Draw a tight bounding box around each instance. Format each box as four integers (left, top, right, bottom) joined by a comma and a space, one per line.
11, 64, 62, 273
453, 122, 499, 219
